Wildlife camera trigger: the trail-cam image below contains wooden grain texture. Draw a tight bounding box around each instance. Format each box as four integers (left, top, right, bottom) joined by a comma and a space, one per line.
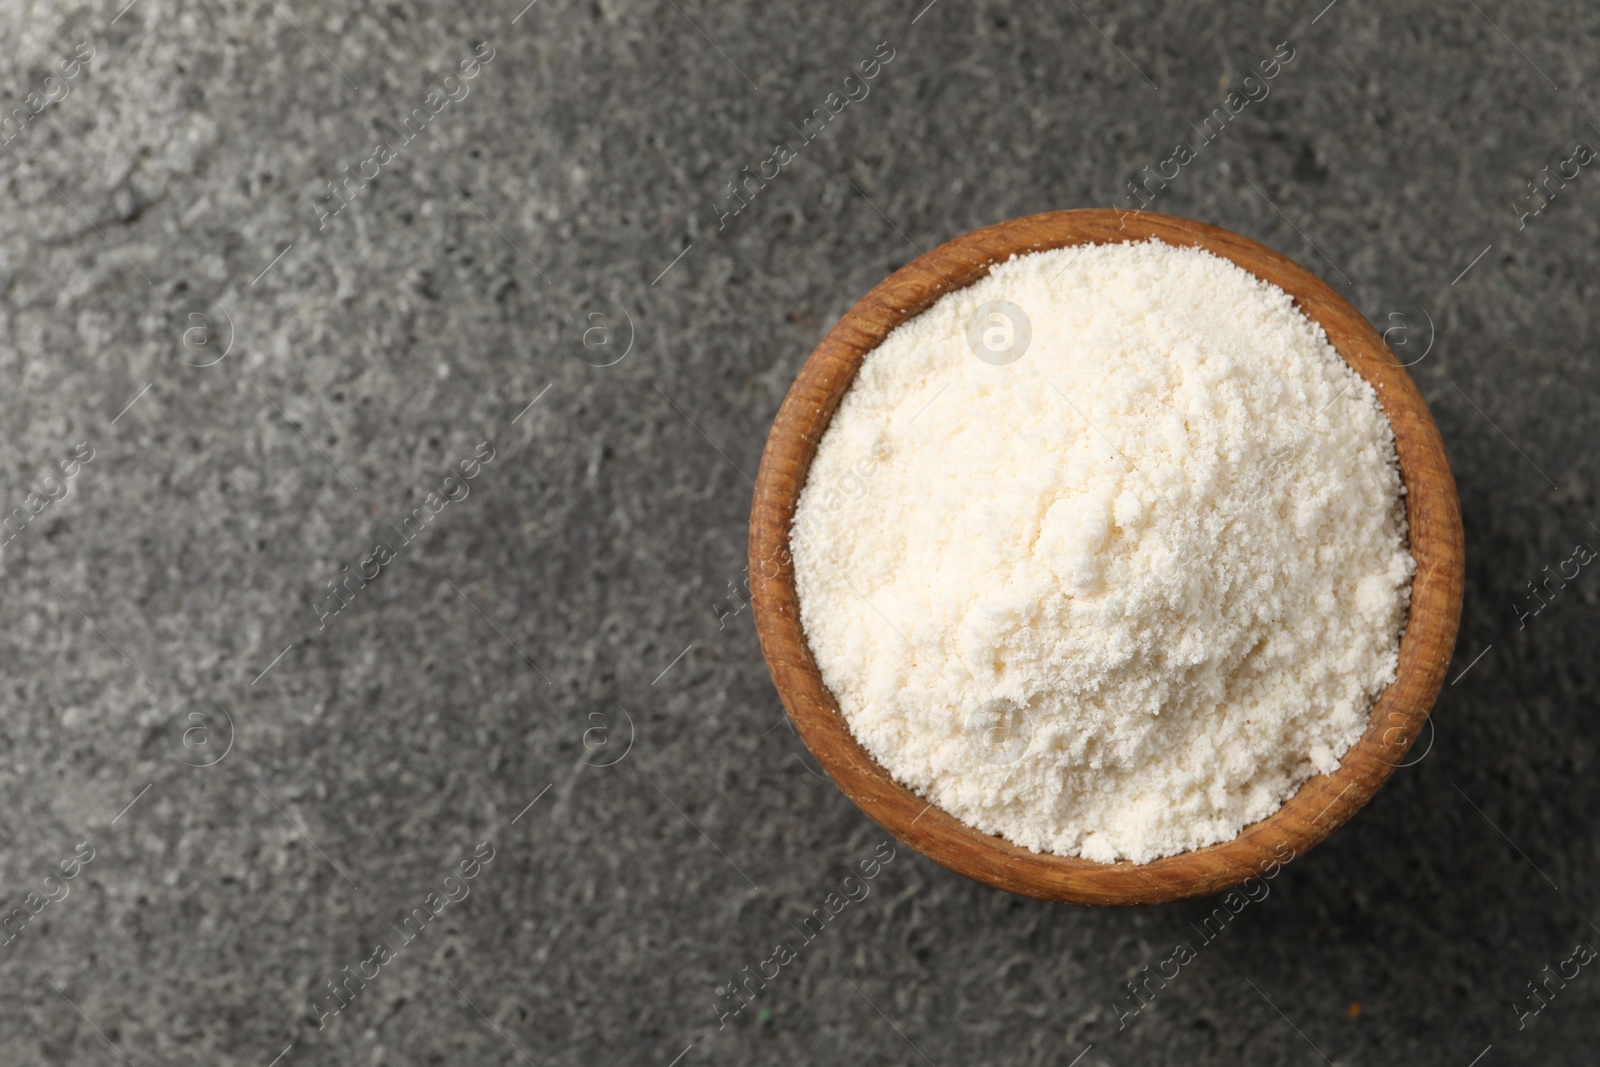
748, 210, 1465, 906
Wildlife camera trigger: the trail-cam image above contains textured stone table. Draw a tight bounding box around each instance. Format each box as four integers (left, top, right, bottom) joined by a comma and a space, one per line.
0, 1, 1595, 1064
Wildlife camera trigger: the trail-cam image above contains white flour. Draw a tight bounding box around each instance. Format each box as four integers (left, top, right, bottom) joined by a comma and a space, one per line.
791, 240, 1413, 864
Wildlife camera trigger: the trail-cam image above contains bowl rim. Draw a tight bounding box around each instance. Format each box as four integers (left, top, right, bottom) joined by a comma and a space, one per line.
747, 208, 1465, 906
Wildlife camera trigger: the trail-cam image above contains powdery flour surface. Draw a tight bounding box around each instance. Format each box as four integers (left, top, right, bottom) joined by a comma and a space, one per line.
791, 240, 1415, 864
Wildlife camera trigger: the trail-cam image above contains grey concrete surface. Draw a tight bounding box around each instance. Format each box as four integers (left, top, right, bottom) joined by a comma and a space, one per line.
0, 0, 1596, 1064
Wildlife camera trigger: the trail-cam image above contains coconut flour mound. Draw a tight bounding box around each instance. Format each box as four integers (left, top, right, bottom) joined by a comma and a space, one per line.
790, 240, 1414, 864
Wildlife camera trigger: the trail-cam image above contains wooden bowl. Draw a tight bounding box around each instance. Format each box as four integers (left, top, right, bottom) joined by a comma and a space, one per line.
748, 209, 1465, 906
